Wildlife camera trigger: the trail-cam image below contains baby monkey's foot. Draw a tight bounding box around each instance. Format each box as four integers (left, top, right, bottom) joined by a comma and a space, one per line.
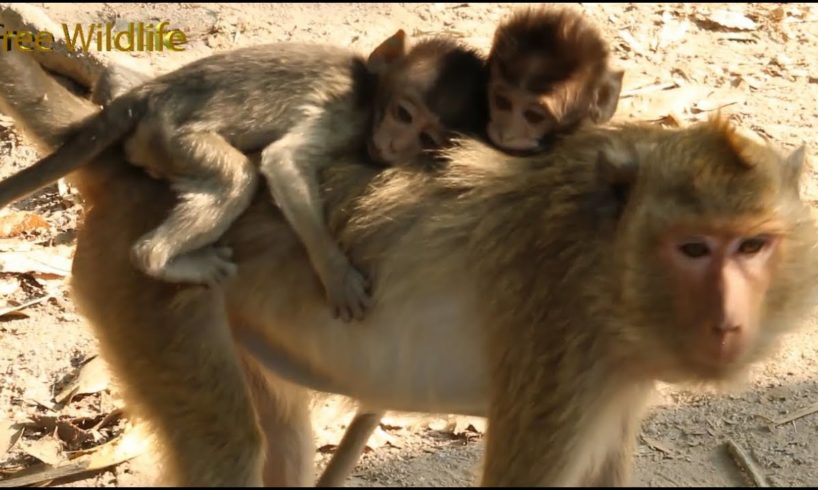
132, 240, 237, 287
321, 254, 373, 322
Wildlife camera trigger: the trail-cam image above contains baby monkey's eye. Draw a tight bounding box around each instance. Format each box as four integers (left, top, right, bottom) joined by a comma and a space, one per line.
679, 242, 710, 258
395, 104, 413, 124
737, 237, 768, 255
494, 94, 512, 112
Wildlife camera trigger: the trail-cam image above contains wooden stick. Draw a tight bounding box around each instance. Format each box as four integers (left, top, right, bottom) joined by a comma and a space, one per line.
620, 81, 679, 99
0, 294, 51, 319
774, 402, 818, 426
724, 438, 768, 487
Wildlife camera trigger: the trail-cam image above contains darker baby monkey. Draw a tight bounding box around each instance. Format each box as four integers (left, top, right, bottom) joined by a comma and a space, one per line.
486, 6, 624, 153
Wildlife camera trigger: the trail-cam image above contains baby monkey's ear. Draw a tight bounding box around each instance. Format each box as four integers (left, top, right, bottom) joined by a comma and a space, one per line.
367, 29, 409, 75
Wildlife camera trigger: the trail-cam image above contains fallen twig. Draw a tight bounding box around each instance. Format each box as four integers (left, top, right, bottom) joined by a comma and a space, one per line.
724, 438, 768, 487
0, 295, 51, 319
412, 28, 467, 38
620, 81, 679, 98
773, 402, 818, 426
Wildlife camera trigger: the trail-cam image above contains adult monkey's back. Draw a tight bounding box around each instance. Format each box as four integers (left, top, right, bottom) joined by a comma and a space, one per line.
3, 48, 818, 487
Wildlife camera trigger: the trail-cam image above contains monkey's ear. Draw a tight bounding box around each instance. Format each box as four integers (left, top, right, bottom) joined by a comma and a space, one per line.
783, 144, 808, 194
596, 144, 639, 210
590, 69, 625, 123
367, 29, 409, 75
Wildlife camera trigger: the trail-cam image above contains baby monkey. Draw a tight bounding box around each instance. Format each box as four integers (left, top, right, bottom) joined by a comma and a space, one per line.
486, 5, 624, 153
0, 31, 487, 321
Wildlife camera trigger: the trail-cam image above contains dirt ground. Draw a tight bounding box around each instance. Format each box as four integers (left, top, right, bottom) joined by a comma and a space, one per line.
1, 2, 817, 487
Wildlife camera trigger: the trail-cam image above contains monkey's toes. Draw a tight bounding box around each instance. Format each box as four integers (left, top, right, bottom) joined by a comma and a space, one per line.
202, 259, 238, 287
344, 270, 372, 321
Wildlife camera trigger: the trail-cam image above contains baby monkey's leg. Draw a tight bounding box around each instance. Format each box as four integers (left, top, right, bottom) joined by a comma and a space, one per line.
130, 126, 259, 287
259, 117, 372, 322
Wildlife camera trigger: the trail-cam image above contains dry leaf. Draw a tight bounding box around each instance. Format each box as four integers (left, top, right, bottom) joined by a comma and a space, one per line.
453, 416, 487, 435
0, 212, 49, 238
317, 443, 337, 454
0, 249, 71, 278
21, 413, 123, 452
55, 356, 111, 404
365, 426, 398, 451
706, 9, 757, 31
20, 435, 65, 466
21, 377, 55, 411
658, 112, 684, 128
0, 418, 23, 458
0, 423, 150, 487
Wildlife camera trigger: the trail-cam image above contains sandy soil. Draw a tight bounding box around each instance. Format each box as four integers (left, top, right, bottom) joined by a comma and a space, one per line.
0, 2, 817, 487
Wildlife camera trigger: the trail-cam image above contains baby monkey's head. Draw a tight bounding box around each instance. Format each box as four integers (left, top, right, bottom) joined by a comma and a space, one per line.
365, 30, 488, 166
486, 6, 624, 154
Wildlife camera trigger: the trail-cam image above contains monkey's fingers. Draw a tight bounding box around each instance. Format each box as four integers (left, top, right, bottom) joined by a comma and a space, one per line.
346, 269, 373, 322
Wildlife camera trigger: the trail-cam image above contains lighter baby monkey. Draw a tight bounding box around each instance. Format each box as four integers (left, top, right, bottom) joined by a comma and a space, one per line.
0, 30, 488, 321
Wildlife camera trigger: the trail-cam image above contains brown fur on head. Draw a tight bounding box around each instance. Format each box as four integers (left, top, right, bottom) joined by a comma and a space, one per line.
366, 31, 488, 165
608, 115, 818, 384
486, 6, 624, 153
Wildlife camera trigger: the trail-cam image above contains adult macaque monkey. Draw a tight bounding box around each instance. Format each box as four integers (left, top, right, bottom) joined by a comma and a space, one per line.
0, 30, 488, 322
486, 5, 625, 153
2, 46, 818, 488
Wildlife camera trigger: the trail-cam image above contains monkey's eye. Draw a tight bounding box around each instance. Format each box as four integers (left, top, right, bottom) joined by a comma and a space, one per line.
737, 237, 768, 255
524, 110, 546, 125
494, 94, 512, 112
419, 132, 437, 149
395, 104, 413, 124
679, 242, 710, 258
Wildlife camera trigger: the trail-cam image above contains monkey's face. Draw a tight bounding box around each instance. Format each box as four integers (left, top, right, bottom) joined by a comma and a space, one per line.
617, 129, 817, 383
486, 76, 557, 154
369, 93, 447, 165
486, 61, 624, 154
656, 227, 779, 379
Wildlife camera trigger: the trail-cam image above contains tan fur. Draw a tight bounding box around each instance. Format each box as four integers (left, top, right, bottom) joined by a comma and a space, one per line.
2, 50, 817, 487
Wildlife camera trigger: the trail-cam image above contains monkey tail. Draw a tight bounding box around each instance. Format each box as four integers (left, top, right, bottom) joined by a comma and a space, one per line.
0, 92, 148, 208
